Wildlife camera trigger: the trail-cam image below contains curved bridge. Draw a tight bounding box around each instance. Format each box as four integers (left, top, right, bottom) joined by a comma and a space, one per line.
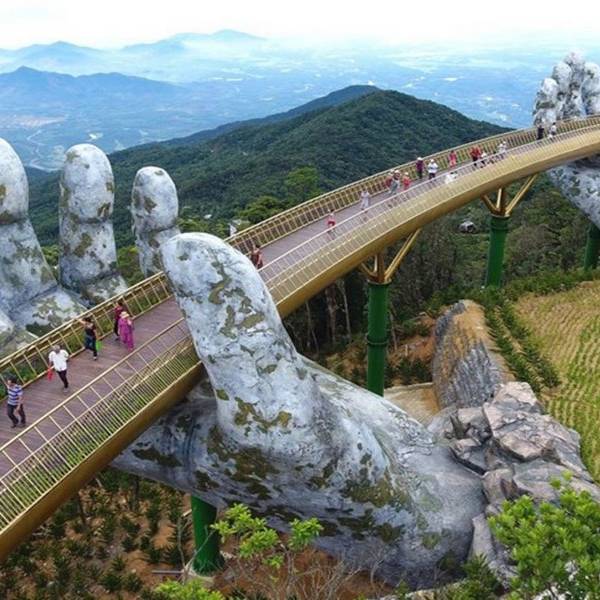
1, 116, 600, 560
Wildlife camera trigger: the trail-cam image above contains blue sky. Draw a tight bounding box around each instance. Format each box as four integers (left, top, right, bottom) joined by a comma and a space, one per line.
1, 0, 600, 48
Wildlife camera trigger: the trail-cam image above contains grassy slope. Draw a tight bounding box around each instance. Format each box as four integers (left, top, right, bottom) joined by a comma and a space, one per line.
516, 281, 600, 480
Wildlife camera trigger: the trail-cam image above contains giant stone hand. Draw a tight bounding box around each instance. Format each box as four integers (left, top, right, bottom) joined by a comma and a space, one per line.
113, 233, 484, 587
0, 138, 85, 335
534, 52, 600, 225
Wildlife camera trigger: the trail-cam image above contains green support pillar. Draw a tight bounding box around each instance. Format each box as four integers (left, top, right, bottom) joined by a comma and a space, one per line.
485, 215, 510, 287
366, 281, 389, 396
583, 222, 600, 270
191, 496, 221, 574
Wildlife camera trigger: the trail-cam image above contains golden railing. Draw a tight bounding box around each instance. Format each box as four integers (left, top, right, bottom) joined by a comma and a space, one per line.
228, 115, 600, 256
259, 122, 600, 315
0, 318, 196, 533
0, 272, 171, 399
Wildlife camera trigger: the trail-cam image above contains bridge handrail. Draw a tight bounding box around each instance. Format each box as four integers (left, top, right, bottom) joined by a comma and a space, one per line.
0, 317, 196, 529
259, 122, 600, 311
228, 115, 600, 256
0, 272, 171, 398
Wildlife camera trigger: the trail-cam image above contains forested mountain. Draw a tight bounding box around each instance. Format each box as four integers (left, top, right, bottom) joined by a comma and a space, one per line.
29, 88, 505, 246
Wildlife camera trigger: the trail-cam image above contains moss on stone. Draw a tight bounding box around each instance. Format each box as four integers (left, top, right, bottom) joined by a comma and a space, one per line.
421, 532, 441, 549
0, 184, 6, 200
73, 233, 93, 258
143, 196, 157, 212
233, 397, 292, 433
195, 470, 219, 491
341, 470, 407, 509
375, 522, 404, 543
132, 446, 182, 467
215, 388, 229, 401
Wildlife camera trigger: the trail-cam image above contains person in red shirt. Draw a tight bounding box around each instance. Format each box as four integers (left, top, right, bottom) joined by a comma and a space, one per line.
448, 149, 458, 167
470, 146, 482, 165
402, 172, 411, 190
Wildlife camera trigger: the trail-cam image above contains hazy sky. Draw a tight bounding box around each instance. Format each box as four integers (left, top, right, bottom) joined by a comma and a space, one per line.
2, 0, 600, 48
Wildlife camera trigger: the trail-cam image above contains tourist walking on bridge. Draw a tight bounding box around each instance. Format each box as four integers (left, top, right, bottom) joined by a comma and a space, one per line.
427, 159, 438, 180
48, 344, 69, 391
359, 190, 371, 212
415, 157, 424, 180
79, 317, 98, 360
250, 243, 264, 269
470, 145, 481, 166
402, 172, 411, 190
113, 299, 127, 341
6, 376, 25, 428
448, 149, 458, 168
536, 123, 545, 140
118, 311, 135, 352
549, 122, 558, 138
326, 211, 336, 235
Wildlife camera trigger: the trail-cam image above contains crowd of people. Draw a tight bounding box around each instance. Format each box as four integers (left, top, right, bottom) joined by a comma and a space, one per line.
4, 298, 138, 430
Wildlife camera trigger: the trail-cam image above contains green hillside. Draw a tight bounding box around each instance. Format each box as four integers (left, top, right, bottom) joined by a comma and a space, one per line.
29, 89, 505, 247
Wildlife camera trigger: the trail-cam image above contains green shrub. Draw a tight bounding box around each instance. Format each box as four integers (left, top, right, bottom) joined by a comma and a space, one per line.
490, 477, 600, 599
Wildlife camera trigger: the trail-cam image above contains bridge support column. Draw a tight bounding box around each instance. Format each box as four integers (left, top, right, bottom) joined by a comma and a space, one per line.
485, 215, 509, 287
583, 222, 600, 270
360, 232, 421, 397
366, 281, 389, 396
191, 496, 221, 574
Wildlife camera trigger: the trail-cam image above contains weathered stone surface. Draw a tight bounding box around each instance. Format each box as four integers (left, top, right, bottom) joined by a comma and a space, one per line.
131, 166, 181, 277
469, 514, 516, 586
484, 382, 588, 478
432, 301, 510, 409
0, 138, 84, 337
481, 468, 516, 505
451, 438, 487, 474
114, 233, 485, 588
59, 144, 127, 304
0, 307, 35, 357
534, 53, 600, 227
512, 459, 600, 503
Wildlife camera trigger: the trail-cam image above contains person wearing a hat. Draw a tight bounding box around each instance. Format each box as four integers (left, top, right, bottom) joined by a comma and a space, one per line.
415, 157, 424, 179
118, 311, 135, 351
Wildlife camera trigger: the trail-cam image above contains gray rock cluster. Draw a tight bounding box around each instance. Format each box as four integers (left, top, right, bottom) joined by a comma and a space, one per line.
534, 53, 600, 227
131, 167, 181, 277
431, 301, 600, 586
114, 233, 485, 588
443, 382, 600, 584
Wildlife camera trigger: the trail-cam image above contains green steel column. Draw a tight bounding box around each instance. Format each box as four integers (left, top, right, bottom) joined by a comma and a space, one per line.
485, 215, 509, 287
366, 281, 389, 396
191, 496, 221, 573
583, 222, 600, 270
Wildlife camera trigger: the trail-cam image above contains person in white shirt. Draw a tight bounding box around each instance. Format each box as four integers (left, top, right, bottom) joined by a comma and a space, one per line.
49, 345, 69, 391
427, 159, 439, 180
549, 123, 558, 138
359, 190, 371, 212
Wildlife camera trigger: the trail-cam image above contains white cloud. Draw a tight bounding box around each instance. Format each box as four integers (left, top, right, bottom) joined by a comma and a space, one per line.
0, 0, 599, 48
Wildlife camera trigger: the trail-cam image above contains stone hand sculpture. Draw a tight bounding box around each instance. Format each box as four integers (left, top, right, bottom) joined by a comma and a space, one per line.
113, 233, 484, 587
131, 167, 181, 277
59, 144, 128, 305
534, 52, 600, 225
0, 139, 85, 335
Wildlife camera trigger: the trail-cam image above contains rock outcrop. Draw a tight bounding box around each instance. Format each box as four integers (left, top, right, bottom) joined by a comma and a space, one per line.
429, 302, 600, 586
0, 138, 85, 334
432, 300, 510, 409
534, 53, 600, 227
131, 166, 181, 277
59, 144, 128, 305
114, 233, 485, 588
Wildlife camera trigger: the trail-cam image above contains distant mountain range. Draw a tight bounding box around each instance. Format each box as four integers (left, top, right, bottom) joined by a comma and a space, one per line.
29, 86, 505, 248
2, 30, 599, 168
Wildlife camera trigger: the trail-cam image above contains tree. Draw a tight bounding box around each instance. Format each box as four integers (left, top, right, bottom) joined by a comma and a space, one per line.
283, 167, 321, 204
237, 195, 288, 224
489, 477, 600, 599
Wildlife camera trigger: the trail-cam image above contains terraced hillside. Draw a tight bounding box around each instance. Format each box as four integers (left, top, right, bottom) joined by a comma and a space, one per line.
516, 281, 600, 480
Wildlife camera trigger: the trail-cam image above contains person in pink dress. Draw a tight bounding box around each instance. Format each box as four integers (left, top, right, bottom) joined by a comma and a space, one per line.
402, 172, 411, 190
118, 311, 135, 351
448, 149, 458, 168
